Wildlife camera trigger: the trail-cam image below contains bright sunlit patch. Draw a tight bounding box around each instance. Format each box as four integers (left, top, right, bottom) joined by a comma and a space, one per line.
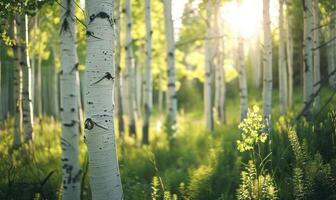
221, 0, 279, 39
224, 59, 238, 82
156, 120, 162, 132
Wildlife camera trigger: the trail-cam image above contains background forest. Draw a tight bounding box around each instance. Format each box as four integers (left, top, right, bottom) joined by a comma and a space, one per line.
0, 0, 336, 199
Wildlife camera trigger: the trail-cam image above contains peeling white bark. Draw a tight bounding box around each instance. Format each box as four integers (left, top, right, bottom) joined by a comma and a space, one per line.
303, 0, 314, 118
163, 0, 178, 131
60, 0, 81, 199
262, 0, 273, 125
84, 0, 123, 199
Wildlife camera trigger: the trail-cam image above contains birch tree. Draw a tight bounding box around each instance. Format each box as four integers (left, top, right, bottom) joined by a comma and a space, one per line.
13, 17, 23, 148
84, 0, 123, 198
59, 0, 81, 198
164, 0, 177, 131
215, 21, 226, 124
262, 0, 273, 125
313, 0, 320, 110
286, 2, 294, 108
142, 0, 153, 145
237, 37, 248, 120
19, 15, 34, 142
125, 0, 137, 137
303, 0, 314, 119
115, 0, 125, 138
278, 0, 288, 115
204, 0, 214, 131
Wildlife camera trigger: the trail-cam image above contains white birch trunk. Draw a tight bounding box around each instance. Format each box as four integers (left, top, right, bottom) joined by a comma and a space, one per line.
125, 0, 137, 137
286, 4, 294, 108
238, 37, 248, 120
13, 17, 22, 148
313, 0, 320, 110
278, 0, 288, 115
19, 15, 34, 142
115, 0, 125, 138
204, 0, 214, 131
164, 0, 178, 131
84, 0, 123, 198
60, 0, 81, 198
262, 0, 273, 125
215, 3, 226, 124
303, 0, 314, 118
142, 0, 153, 145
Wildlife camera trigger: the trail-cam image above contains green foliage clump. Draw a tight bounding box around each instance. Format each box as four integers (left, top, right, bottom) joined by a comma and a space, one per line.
237, 106, 267, 152
236, 106, 278, 200
237, 161, 277, 200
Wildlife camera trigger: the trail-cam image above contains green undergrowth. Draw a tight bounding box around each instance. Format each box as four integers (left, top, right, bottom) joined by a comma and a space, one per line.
0, 101, 335, 199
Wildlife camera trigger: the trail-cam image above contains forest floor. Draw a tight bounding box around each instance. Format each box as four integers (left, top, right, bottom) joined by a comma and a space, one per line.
0, 87, 336, 200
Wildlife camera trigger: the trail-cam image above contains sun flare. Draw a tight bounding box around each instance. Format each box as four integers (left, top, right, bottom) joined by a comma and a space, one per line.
221, 0, 279, 39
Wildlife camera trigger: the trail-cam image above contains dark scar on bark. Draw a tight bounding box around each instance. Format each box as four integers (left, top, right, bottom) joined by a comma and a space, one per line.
86, 31, 103, 40
70, 63, 79, 73
91, 72, 114, 85
85, 118, 108, 130
89, 12, 114, 27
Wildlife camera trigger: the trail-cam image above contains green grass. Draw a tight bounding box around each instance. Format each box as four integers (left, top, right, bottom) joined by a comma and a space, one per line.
0, 87, 336, 199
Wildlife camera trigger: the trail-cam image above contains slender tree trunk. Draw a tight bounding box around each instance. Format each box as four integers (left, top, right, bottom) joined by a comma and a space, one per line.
84, 0, 123, 198
262, 0, 273, 126
238, 37, 248, 120
204, 0, 214, 131
136, 60, 142, 117
77, 71, 85, 135
217, 43, 226, 124
115, 0, 125, 139
142, 0, 153, 145
51, 45, 60, 118
125, 0, 137, 137
36, 45, 42, 118
328, 14, 336, 88
215, 2, 226, 124
313, 0, 320, 110
19, 15, 34, 142
164, 0, 178, 132
13, 17, 23, 148
303, 0, 314, 119
60, 0, 81, 198
278, 0, 288, 115
286, 3, 294, 108
252, 37, 261, 89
